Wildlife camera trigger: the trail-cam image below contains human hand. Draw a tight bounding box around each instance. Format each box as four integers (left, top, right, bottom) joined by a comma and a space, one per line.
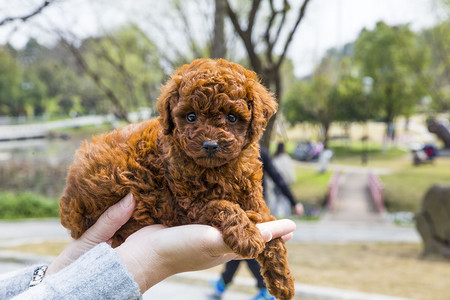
47, 193, 296, 294
294, 202, 304, 216
115, 220, 296, 293
47, 193, 136, 275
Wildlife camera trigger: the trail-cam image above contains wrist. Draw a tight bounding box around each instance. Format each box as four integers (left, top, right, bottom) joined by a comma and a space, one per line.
115, 243, 170, 293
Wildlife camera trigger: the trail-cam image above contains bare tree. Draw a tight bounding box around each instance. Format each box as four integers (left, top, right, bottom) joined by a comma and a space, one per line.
61, 38, 130, 122
0, 0, 55, 26
226, 0, 311, 146
212, 0, 227, 58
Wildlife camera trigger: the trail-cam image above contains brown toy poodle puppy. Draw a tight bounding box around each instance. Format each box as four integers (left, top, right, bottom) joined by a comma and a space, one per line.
60, 58, 294, 299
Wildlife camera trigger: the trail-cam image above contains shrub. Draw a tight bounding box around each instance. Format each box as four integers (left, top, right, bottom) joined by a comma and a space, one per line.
0, 191, 59, 219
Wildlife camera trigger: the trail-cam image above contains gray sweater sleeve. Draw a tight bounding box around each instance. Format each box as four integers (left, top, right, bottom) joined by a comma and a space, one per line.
0, 243, 141, 300
0, 265, 36, 299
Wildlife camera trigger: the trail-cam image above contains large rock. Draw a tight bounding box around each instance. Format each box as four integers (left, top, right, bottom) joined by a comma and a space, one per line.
416, 184, 450, 258
427, 119, 450, 149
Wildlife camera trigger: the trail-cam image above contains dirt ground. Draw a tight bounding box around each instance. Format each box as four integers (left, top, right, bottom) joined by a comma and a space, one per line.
207, 242, 450, 300
287, 242, 450, 300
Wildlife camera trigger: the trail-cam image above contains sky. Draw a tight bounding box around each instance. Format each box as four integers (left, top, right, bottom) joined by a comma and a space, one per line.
0, 0, 444, 77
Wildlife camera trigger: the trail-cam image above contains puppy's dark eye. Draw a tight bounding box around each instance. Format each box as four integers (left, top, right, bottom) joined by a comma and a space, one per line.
226, 113, 238, 124
186, 113, 197, 123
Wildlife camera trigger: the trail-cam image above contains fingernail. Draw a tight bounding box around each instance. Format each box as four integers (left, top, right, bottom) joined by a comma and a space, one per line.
260, 229, 272, 242
120, 193, 133, 208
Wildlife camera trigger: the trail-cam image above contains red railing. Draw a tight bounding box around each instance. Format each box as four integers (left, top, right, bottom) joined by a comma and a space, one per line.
327, 171, 340, 211
368, 172, 385, 213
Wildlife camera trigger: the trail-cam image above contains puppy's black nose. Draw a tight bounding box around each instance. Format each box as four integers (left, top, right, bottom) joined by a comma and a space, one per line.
202, 141, 219, 154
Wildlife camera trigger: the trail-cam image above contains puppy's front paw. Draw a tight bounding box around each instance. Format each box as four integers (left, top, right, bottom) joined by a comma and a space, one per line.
222, 224, 265, 258
258, 238, 295, 300
268, 274, 295, 300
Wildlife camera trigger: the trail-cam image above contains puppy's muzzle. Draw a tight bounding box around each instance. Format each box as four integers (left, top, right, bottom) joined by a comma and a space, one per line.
202, 141, 219, 155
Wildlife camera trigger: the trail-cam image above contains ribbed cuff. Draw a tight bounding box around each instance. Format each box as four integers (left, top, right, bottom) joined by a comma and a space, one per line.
14, 243, 141, 300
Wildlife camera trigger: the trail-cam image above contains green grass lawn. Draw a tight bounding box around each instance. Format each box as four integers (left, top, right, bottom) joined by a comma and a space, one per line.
329, 141, 409, 167
380, 157, 450, 213
291, 166, 332, 207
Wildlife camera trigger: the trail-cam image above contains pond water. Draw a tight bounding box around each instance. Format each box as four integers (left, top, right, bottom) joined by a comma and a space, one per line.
0, 135, 92, 198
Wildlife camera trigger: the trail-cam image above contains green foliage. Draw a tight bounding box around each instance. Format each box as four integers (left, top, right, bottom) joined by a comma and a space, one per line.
420, 21, 450, 111
283, 59, 335, 127
0, 191, 59, 219
355, 21, 428, 122
0, 25, 165, 119
333, 57, 367, 123
282, 54, 366, 146
82, 25, 164, 113
282, 20, 445, 147
20, 70, 48, 116
0, 47, 23, 115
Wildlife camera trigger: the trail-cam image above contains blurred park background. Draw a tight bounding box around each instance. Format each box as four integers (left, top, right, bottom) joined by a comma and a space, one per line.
0, 0, 450, 299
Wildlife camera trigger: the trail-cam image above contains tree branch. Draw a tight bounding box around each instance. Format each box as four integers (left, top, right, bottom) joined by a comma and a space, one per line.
276, 0, 310, 69
225, 0, 262, 73
0, 0, 55, 26
264, 0, 277, 65
175, 1, 203, 58
143, 17, 191, 69
61, 38, 130, 122
96, 37, 138, 109
247, 0, 262, 33
272, 0, 289, 50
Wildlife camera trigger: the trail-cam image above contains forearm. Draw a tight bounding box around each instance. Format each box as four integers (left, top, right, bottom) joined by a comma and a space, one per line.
0, 265, 36, 299
12, 243, 141, 300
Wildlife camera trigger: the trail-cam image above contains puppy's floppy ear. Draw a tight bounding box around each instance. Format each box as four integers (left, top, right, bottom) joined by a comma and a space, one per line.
157, 75, 181, 135
247, 78, 278, 143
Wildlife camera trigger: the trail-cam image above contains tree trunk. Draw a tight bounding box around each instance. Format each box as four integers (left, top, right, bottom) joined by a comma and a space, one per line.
322, 123, 330, 149
225, 0, 312, 148
212, 0, 226, 58
260, 66, 282, 149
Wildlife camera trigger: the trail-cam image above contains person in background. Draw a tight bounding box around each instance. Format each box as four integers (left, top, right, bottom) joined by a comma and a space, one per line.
210, 146, 303, 300
271, 142, 296, 218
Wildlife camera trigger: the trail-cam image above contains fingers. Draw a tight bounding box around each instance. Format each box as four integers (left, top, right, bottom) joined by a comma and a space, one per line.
281, 232, 294, 242
256, 219, 296, 242
114, 220, 296, 290
81, 193, 136, 245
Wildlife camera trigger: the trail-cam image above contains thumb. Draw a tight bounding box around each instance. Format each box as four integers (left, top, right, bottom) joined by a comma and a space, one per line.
47, 194, 136, 275
81, 193, 135, 246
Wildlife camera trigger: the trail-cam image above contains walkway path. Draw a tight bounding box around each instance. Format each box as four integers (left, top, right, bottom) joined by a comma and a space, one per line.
323, 171, 384, 222
0, 116, 108, 141
294, 160, 391, 223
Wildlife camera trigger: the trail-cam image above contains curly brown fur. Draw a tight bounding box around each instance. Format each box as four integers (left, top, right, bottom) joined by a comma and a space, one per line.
60, 58, 294, 299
